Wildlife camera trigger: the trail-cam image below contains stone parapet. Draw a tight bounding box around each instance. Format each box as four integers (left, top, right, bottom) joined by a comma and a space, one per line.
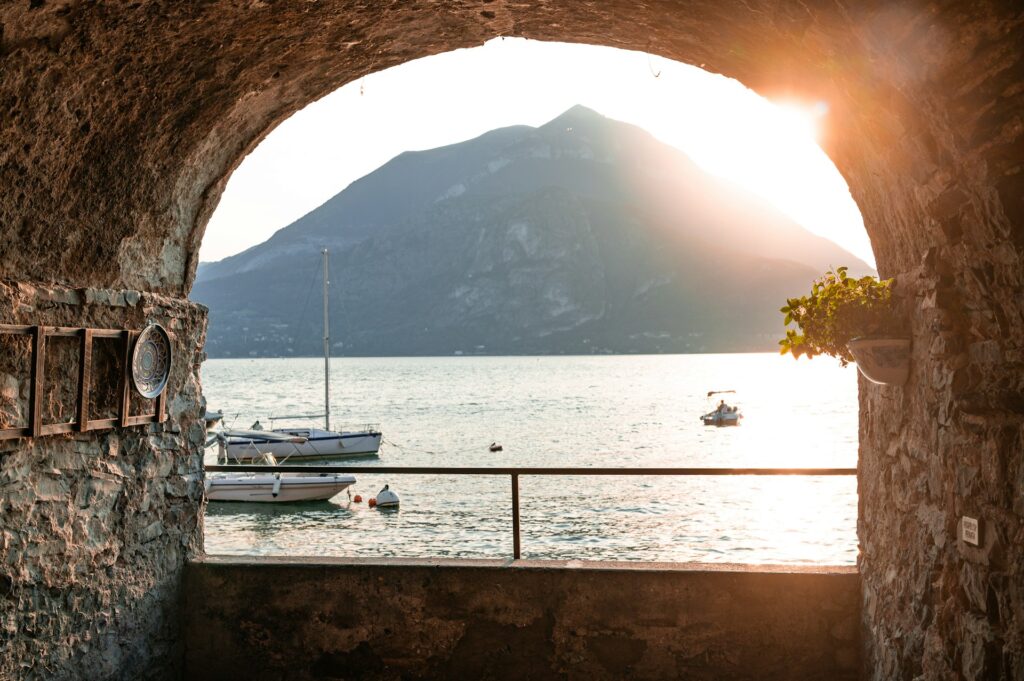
185, 556, 860, 681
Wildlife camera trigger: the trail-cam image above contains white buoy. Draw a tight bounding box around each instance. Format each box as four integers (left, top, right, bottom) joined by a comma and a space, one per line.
375, 484, 399, 508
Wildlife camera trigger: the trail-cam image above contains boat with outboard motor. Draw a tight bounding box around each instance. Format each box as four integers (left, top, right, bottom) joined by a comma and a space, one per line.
700, 389, 743, 427
205, 429, 356, 503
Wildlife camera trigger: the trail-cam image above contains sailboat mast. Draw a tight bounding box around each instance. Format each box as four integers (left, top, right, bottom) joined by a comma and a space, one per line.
322, 248, 331, 432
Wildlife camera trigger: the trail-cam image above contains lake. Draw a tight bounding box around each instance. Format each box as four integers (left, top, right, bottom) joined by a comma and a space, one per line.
202, 353, 858, 564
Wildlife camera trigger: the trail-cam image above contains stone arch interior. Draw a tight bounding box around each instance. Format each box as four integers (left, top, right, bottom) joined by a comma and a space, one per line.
1, 2, 1021, 679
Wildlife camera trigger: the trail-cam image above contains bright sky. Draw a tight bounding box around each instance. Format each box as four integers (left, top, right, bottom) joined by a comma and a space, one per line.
202, 38, 873, 267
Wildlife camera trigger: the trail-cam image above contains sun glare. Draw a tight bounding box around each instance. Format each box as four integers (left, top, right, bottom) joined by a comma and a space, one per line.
770, 101, 827, 142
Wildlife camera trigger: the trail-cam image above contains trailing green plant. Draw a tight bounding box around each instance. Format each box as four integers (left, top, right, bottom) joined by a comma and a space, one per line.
779, 267, 903, 366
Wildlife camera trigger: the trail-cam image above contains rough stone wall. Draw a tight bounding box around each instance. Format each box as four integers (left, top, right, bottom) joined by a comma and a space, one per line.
853, 4, 1024, 679
0, 281, 207, 680
186, 557, 860, 681
858, 257, 1024, 675
0, 1, 1022, 680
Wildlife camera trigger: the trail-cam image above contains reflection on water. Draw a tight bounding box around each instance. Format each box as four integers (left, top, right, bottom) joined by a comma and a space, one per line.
202, 353, 858, 564
206, 499, 351, 517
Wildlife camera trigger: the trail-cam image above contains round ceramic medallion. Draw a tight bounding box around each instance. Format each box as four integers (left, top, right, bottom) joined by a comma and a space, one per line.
131, 324, 172, 398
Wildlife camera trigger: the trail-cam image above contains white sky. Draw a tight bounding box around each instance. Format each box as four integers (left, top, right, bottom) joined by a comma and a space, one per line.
202, 38, 873, 267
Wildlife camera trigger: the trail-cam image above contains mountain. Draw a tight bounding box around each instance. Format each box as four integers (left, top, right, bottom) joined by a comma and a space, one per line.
193, 106, 873, 357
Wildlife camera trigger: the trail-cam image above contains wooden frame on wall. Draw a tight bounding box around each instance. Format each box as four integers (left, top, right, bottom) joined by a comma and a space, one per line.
0, 324, 167, 440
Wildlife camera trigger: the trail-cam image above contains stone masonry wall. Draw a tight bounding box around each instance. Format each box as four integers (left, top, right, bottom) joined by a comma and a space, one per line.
854, 5, 1024, 678
858, 258, 1024, 680
0, 281, 207, 680
185, 557, 860, 681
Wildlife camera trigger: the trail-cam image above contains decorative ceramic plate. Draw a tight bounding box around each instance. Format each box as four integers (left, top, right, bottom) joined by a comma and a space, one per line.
131, 324, 172, 398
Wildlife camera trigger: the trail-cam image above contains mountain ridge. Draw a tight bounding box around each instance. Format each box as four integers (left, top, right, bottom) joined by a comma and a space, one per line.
193, 106, 871, 357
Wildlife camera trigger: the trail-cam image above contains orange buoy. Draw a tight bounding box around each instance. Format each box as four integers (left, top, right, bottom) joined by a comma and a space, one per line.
368, 497, 377, 507
353, 494, 363, 503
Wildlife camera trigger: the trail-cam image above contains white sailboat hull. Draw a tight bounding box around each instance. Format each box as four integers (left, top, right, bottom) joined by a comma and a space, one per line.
206, 473, 356, 502
224, 428, 382, 462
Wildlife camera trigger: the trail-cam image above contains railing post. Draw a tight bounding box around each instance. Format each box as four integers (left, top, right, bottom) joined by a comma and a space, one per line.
511, 473, 521, 560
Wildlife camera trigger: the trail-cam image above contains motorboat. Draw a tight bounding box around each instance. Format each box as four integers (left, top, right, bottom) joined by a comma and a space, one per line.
700, 389, 743, 427
220, 249, 383, 462
206, 467, 356, 503
205, 429, 356, 503
701, 408, 742, 427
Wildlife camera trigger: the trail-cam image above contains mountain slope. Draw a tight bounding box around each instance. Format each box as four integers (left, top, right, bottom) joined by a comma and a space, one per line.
193, 106, 872, 357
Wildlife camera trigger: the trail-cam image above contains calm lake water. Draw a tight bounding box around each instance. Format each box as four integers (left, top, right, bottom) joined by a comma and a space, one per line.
202, 353, 858, 564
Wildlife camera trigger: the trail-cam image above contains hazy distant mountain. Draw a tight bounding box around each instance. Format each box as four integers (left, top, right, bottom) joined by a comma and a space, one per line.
193, 105, 872, 357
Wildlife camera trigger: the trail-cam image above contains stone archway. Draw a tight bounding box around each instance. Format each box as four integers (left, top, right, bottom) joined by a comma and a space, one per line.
1, 2, 1021, 679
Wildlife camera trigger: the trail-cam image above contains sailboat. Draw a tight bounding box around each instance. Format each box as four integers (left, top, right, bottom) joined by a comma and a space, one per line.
223, 249, 383, 462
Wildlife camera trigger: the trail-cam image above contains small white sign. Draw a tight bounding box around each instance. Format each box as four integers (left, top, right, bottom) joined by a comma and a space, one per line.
961, 516, 980, 546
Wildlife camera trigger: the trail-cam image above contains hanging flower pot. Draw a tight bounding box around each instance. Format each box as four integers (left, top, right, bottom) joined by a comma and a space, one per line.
846, 338, 911, 385
779, 268, 910, 378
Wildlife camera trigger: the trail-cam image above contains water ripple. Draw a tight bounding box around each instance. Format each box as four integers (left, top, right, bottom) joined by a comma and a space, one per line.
203, 353, 858, 564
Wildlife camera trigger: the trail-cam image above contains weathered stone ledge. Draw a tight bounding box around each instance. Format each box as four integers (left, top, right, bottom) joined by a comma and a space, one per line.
186, 556, 860, 681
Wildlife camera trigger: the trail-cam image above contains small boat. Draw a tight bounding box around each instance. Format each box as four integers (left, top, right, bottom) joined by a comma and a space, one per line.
205, 430, 356, 503
224, 424, 382, 462
700, 389, 743, 427
220, 249, 383, 462
206, 468, 356, 503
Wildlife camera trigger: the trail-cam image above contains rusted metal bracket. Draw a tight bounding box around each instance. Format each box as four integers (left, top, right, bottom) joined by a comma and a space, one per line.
0, 324, 168, 440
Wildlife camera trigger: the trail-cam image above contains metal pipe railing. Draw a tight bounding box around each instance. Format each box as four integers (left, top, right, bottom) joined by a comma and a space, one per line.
204, 465, 857, 559
205, 466, 856, 475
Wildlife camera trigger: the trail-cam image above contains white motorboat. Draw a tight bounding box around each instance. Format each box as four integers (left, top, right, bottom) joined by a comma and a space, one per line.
205, 430, 356, 503
205, 470, 356, 503
221, 249, 383, 462
700, 389, 743, 427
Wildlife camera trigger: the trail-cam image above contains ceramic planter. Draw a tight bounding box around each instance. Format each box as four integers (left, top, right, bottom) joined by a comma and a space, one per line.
847, 338, 911, 385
